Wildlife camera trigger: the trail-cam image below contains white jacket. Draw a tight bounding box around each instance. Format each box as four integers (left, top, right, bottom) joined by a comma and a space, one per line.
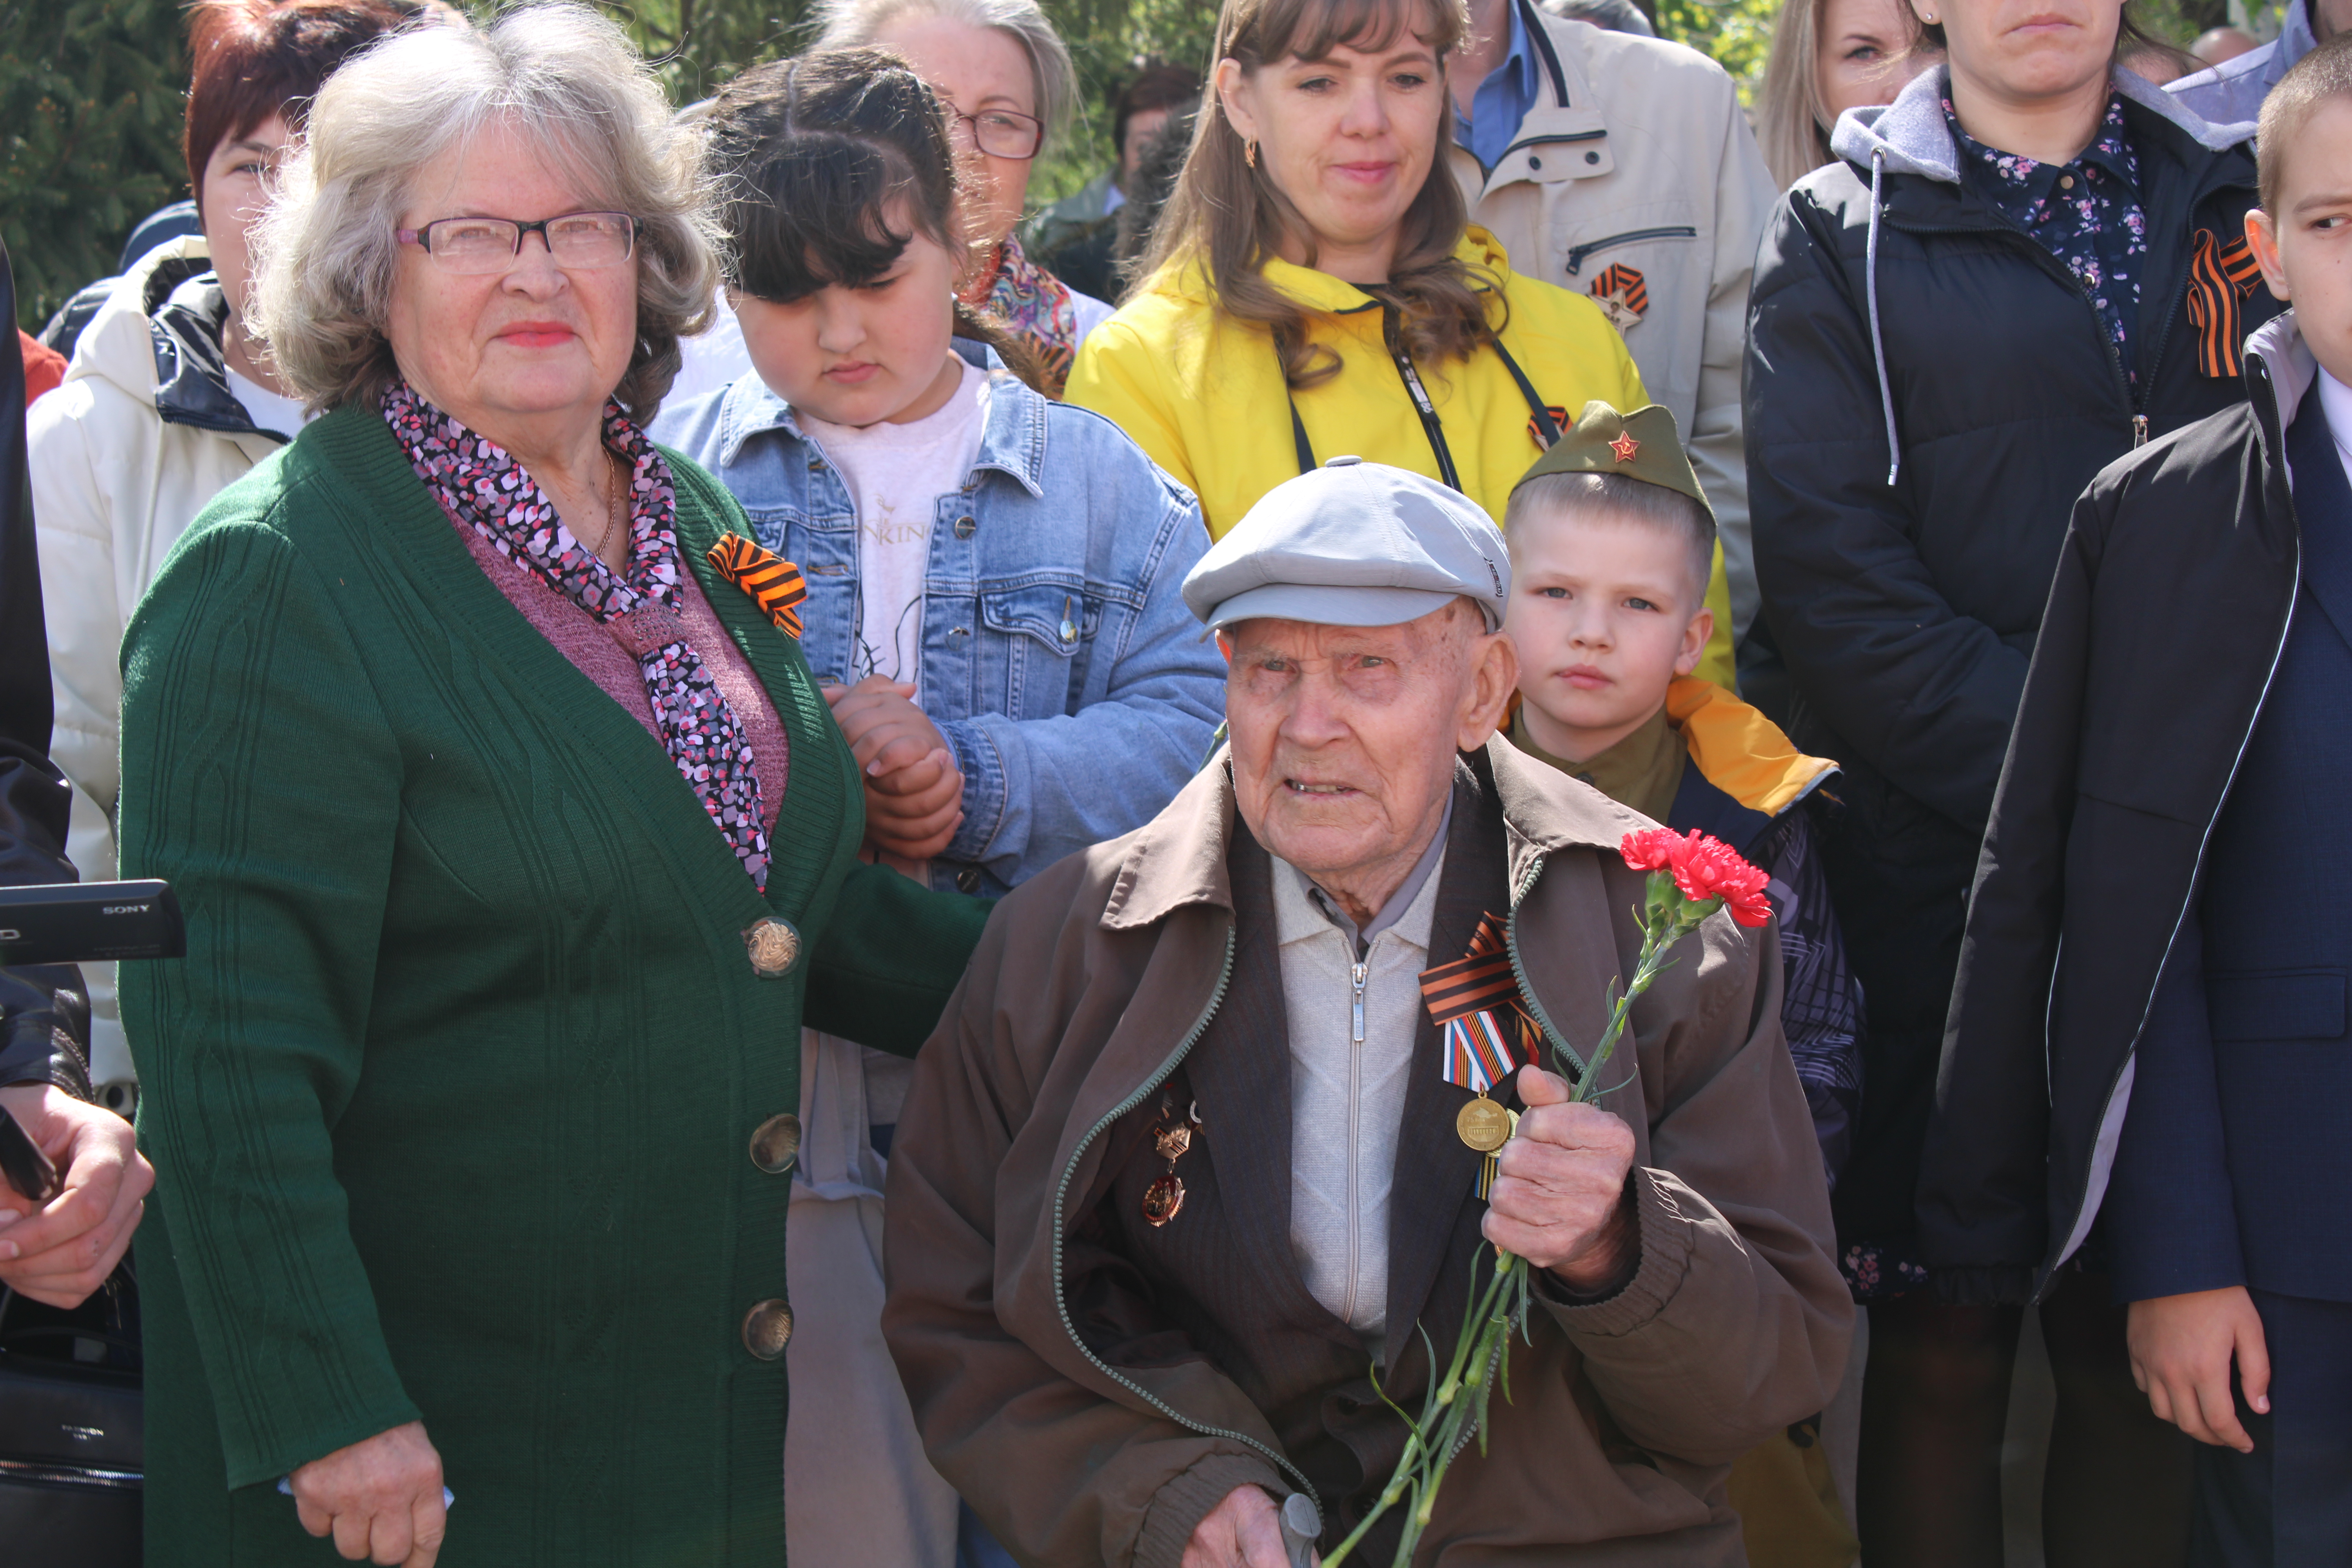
1449, 1, 1779, 640
30, 236, 283, 1096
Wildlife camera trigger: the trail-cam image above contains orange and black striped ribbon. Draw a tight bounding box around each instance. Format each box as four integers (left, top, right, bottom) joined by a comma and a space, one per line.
1591, 262, 1648, 318
2185, 229, 2263, 380
706, 532, 807, 639
1420, 910, 1542, 1056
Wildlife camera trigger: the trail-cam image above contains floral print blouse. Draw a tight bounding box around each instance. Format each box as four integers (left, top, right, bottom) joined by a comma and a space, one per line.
1946, 93, 2150, 383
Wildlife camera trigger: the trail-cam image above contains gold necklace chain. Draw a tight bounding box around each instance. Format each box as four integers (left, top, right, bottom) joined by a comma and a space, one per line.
580, 449, 625, 564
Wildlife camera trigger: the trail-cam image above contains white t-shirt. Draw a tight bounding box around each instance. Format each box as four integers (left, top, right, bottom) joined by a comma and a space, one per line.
225, 365, 312, 440
799, 356, 991, 702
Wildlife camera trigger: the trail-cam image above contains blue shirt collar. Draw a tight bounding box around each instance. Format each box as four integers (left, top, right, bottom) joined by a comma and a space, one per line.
1455, 0, 1543, 171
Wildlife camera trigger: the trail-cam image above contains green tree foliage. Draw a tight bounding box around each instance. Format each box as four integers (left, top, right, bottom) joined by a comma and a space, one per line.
1, 0, 191, 330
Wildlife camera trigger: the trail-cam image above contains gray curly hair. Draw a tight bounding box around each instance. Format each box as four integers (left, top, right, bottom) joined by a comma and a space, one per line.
250, 2, 719, 419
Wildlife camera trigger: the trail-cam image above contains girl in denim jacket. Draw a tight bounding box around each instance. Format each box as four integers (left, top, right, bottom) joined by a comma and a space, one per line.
658, 50, 1225, 904
650, 49, 1225, 1568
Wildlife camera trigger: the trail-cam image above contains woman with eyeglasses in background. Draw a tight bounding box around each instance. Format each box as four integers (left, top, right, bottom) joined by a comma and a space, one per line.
813, 0, 1113, 396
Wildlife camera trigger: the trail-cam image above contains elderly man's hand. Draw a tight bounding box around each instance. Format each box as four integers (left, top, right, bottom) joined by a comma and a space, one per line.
1482, 1063, 1639, 1296
824, 677, 965, 859
0, 1083, 152, 1308
291, 1421, 447, 1567
1182, 1484, 1293, 1568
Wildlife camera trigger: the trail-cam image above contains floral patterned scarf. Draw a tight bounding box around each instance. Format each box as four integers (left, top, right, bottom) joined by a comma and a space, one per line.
381, 380, 772, 890
964, 232, 1081, 396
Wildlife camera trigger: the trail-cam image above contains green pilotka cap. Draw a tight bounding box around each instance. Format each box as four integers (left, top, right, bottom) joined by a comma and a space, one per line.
1513, 401, 1714, 520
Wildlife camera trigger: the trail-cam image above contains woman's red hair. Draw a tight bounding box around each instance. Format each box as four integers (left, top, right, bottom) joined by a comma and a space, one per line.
183, 0, 421, 212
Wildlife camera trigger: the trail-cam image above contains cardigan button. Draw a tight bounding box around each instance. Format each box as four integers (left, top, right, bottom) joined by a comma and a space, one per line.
1527, 155, 1541, 170
953, 514, 977, 539
742, 1299, 794, 1359
1585, 151, 1600, 165
749, 1113, 802, 1174
744, 916, 802, 978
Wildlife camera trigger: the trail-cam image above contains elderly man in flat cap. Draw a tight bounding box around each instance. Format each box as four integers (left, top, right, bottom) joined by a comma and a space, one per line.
882, 459, 1849, 1568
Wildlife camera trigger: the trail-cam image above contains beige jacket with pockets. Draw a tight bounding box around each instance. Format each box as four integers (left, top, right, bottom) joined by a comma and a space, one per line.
30, 236, 282, 1096
1449, 3, 1778, 640
882, 738, 1850, 1566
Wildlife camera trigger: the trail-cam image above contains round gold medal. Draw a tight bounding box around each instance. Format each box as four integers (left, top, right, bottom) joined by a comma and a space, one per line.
1456, 1096, 1513, 1154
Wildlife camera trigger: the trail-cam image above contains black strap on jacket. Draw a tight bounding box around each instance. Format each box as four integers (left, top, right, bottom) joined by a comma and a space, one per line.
1284, 316, 1563, 486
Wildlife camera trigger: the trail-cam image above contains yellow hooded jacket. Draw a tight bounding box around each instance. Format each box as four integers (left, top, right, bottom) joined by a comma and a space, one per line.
1067, 226, 1735, 685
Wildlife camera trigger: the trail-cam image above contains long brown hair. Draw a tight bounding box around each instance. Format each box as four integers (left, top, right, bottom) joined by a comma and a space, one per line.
1755, 0, 1838, 191
1139, 0, 1490, 391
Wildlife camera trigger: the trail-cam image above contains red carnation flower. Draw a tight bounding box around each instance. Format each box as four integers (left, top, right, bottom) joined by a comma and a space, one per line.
1620, 828, 1684, 873
1670, 834, 1773, 928
1619, 828, 1773, 928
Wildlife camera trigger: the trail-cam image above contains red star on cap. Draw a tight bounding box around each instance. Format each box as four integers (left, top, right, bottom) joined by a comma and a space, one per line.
1609, 430, 1640, 463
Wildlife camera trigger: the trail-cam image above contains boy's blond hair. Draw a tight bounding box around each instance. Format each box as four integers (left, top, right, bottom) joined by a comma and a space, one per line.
2259, 32, 2352, 214
1502, 471, 1716, 604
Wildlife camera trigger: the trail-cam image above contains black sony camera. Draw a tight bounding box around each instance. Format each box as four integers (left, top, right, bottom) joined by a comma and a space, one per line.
0, 880, 184, 969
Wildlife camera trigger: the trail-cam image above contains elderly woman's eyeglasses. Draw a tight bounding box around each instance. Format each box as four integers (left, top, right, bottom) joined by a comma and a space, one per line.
948, 107, 1044, 161
396, 212, 637, 274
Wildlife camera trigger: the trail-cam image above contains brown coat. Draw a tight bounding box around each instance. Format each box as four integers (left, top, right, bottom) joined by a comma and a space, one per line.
882, 739, 1850, 1566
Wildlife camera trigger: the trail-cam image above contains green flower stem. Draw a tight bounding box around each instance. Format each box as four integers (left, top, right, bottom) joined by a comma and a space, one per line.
1321, 885, 1720, 1567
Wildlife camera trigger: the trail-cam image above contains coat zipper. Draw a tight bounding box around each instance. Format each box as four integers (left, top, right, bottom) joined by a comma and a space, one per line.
1344, 957, 1368, 1327
1045, 925, 1327, 1518
1501, 855, 1580, 1076
1564, 225, 1697, 277
2036, 366, 2300, 1296
1886, 189, 2215, 456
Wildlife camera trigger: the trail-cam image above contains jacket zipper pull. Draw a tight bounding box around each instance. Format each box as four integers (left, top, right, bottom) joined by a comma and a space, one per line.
1351, 961, 1367, 1045
2133, 414, 2149, 448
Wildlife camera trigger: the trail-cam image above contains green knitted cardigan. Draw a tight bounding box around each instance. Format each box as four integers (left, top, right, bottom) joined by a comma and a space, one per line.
117, 403, 988, 1566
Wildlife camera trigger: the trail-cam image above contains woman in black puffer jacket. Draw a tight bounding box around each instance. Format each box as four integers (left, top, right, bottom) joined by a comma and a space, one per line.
1742, 4, 2282, 1562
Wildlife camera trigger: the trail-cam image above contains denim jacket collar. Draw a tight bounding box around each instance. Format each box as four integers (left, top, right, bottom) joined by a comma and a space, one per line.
711, 361, 1049, 499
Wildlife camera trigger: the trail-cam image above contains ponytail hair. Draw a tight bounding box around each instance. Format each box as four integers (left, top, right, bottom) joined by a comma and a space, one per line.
701, 47, 1045, 393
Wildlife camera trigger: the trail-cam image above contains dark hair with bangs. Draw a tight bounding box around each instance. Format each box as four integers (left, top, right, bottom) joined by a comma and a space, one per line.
184, 0, 420, 218
703, 49, 1044, 388
2257, 32, 2352, 215
1140, 0, 1486, 391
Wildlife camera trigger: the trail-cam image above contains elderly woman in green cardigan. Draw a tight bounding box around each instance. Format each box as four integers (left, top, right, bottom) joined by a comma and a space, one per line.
113, 9, 989, 1565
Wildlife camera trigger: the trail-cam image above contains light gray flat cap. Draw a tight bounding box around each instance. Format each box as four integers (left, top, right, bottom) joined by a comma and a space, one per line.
1182, 457, 1510, 633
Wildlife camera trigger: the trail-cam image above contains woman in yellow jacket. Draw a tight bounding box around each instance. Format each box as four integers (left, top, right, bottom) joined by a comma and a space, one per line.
1067, 0, 1733, 683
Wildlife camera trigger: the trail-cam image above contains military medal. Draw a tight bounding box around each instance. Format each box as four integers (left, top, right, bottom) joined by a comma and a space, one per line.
1455, 1096, 1512, 1153
1141, 1097, 1200, 1228
1588, 263, 1649, 335
1421, 912, 1543, 1198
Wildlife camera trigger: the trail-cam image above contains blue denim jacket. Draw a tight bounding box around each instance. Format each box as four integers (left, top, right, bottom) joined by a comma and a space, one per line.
654, 365, 1226, 897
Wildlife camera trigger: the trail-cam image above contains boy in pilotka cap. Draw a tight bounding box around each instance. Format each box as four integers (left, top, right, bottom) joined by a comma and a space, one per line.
1919, 35, 2352, 1561
1503, 402, 1863, 1186
1502, 401, 1866, 1567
